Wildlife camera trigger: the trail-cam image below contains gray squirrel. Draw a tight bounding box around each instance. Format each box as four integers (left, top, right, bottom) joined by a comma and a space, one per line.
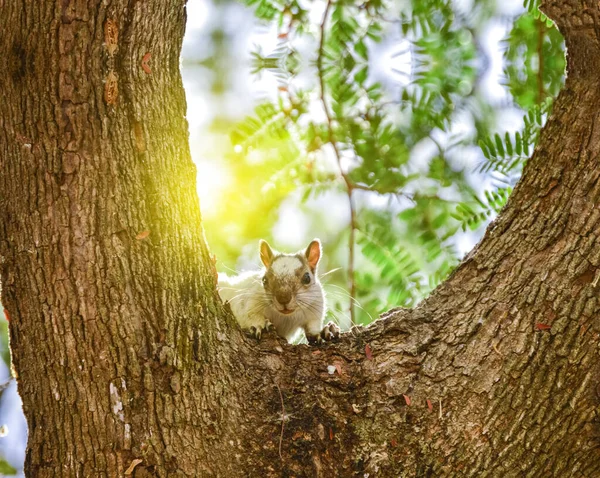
217, 239, 340, 344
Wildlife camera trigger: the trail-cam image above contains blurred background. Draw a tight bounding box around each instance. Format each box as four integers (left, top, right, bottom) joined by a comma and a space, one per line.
0, 0, 564, 473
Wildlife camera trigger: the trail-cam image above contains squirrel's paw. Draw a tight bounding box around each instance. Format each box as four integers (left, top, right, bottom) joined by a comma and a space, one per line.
248, 326, 262, 340
247, 321, 274, 340
307, 321, 340, 345
321, 321, 340, 341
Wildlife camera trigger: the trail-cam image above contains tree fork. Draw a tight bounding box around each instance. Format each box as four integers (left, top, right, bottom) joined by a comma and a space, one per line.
0, 0, 599, 477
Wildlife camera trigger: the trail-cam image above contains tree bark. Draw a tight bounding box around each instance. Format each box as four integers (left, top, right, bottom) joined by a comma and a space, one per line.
0, 0, 599, 477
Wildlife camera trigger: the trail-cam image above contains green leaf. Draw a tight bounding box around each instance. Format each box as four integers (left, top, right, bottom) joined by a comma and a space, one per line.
505, 132, 513, 156
495, 133, 505, 157
0, 459, 17, 475
354, 39, 368, 60
515, 132, 523, 155
354, 66, 368, 85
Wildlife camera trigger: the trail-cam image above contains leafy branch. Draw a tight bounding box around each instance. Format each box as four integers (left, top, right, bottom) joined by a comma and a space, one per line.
318, 0, 358, 324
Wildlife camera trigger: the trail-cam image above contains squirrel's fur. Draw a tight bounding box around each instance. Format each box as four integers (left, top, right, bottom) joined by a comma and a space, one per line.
217, 239, 340, 344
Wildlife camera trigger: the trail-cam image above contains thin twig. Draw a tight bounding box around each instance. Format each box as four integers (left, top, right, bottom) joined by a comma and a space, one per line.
348, 191, 356, 324
317, 0, 356, 325
275, 382, 285, 460
351, 182, 416, 203
0, 378, 13, 394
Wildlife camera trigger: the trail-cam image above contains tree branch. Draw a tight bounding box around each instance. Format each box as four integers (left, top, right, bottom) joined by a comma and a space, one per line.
317, 0, 356, 325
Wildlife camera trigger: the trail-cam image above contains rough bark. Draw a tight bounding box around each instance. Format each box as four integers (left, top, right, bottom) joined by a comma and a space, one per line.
0, 0, 599, 477
0, 1, 244, 475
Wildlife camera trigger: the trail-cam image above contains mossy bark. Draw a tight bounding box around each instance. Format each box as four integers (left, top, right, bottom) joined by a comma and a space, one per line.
0, 0, 599, 476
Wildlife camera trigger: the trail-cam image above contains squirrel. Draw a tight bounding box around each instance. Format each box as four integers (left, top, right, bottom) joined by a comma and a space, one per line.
217, 239, 340, 344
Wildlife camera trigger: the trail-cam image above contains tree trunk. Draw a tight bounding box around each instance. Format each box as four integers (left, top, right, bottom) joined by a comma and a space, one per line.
0, 0, 599, 476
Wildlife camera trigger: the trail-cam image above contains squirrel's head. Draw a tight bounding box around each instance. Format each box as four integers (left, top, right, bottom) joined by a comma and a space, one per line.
259, 239, 323, 316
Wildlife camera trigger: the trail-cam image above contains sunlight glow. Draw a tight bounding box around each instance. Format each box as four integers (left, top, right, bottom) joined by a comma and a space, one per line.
185, 0, 210, 31
196, 161, 232, 218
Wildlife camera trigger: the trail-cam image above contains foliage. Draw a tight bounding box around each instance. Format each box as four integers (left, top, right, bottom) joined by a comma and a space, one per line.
0, 458, 16, 475
504, 14, 565, 108
202, 0, 565, 327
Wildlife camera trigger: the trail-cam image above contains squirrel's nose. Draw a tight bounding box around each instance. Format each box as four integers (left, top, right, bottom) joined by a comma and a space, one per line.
276, 292, 292, 306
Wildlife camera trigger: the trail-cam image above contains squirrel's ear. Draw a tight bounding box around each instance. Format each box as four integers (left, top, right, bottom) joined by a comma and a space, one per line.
259, 240, 275, 268
305, 239, 321, 271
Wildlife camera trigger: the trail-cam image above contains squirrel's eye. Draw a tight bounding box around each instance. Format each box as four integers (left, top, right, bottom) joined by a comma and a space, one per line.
262, 276, 268, 286
301, 272, 311, 285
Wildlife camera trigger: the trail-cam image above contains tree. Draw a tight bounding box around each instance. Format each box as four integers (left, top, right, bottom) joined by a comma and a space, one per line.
1, 0, 599, 476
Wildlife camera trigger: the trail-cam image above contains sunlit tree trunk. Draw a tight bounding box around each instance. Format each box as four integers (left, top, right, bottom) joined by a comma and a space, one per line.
0, 0, 599, 476
0, 1, 247, 475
